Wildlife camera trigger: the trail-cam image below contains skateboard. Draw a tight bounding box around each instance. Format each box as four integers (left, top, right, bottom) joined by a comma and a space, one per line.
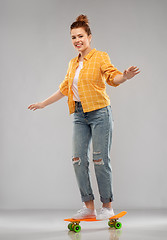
64, 211, 127, 233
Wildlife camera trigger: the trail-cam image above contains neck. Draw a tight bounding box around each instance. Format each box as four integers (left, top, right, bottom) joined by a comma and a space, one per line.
79, 46, 92, 60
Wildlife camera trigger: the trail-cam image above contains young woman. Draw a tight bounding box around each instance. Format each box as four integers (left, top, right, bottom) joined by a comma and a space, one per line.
28, 14, 140, 220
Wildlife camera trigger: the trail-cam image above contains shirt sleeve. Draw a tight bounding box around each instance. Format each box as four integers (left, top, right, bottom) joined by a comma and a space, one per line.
100, 52, 122, 87
59, 61, 71, 96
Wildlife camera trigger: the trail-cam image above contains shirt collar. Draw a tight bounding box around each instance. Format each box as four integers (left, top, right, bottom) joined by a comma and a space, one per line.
76, 48, 97, 62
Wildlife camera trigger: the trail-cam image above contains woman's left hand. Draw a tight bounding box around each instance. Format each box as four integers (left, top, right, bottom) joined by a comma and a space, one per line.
123, 66, 140, 80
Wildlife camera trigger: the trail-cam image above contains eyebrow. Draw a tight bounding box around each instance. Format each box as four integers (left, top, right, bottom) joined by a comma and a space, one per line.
71, 33, 83, 37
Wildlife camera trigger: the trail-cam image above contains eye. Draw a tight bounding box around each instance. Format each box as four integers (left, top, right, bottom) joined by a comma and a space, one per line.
79, 35, 83, 38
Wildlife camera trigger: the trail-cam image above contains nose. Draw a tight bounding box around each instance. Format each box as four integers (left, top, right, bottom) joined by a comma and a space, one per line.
75, 37, 81, 42
74, 40, 81, 45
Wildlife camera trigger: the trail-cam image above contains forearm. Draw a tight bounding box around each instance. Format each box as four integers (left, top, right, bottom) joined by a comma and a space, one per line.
42, 89, 65, 107
113, 74, 127, 85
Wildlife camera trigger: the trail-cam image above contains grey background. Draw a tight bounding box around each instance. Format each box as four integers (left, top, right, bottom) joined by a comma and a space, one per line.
0, 0, 166, 210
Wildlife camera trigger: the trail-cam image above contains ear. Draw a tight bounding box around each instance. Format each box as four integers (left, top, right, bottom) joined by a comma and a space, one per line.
89, 34, 92, 43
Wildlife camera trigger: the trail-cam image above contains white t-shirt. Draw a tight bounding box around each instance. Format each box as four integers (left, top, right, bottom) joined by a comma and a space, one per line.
72, 61, 83, 102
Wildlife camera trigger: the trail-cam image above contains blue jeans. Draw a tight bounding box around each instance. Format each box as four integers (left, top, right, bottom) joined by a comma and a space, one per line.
72, 102, 114, 204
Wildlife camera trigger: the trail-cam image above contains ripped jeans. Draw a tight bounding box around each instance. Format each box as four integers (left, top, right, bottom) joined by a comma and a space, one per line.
72, 102, 114, 204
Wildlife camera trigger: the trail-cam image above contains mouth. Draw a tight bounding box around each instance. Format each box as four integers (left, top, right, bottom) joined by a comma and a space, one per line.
75, 43, 83, 48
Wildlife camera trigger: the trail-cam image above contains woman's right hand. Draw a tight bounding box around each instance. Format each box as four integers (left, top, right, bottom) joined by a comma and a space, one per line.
28, 102, 45, 111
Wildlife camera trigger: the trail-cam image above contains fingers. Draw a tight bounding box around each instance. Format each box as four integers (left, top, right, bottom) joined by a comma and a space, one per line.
132, 68, 140, 75
28, 105, 32, 110
135, 70, 140, 75
28, 104, 38, 111
129, 66, 140, 71
28, 104, 33, 110
128, 66, 138, 70
128, 66, 140, 74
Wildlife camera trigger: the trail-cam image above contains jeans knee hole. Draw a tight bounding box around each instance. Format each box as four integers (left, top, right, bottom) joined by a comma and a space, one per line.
93, 151, 101, 154
72, 157, 81, 165
93, 159, 104, 165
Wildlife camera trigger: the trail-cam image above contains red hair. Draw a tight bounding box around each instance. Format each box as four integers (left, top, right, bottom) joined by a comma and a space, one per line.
70, 14, 92, 36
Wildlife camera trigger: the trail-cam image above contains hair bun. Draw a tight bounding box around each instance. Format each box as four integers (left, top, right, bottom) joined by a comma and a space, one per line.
76, 14, 89, 25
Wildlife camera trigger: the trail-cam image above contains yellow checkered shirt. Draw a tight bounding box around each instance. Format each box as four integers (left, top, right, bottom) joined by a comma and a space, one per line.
59, 48, 122, 114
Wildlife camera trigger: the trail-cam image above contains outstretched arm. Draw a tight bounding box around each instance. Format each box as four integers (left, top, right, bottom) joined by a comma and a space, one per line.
28, 89, 65, 111
113, 66, 140, 85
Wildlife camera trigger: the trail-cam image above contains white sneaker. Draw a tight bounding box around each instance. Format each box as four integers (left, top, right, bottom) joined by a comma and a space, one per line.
72, 205, 97, 219
96, 207, 115, 220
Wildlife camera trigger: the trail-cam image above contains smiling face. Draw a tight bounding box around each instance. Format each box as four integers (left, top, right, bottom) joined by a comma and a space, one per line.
71, 27, 92, 53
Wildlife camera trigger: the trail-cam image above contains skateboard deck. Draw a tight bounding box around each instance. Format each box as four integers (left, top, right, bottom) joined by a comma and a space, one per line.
64, 211, 127, 232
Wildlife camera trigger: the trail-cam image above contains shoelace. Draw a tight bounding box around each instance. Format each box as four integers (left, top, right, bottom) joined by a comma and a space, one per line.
100, 207, 105, 213
99, 207, 110, 215
77, 206, 87, 214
